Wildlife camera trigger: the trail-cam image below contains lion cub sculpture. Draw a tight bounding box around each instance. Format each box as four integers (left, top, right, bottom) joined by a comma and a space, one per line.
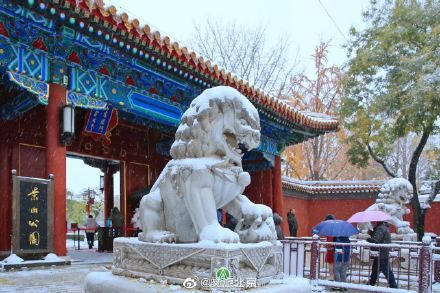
138, 86, 277, 244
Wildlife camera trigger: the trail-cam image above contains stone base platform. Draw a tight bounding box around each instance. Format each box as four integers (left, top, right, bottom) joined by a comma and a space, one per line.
357, 232, 417, 241
84, 272, 310, 293
110, 238, 283, 291
1, 259, 71, 271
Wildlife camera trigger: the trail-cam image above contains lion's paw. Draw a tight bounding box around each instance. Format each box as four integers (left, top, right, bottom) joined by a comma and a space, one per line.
236, 215, 277, 243
138, 230, 176, 243
200, 222, 239, 243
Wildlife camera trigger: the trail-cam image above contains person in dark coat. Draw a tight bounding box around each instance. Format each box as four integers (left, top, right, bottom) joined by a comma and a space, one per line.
367, 221, 397, 288
273, 212, 284, 240
224, 213, 238, 231
217, 209, 223, 225
110, 207, 124, 238
287, 208, 298, 237
85, 215, 98, 249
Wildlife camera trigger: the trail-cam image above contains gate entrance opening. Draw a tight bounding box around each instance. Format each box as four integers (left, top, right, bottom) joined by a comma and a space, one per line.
66, 155, 120, 252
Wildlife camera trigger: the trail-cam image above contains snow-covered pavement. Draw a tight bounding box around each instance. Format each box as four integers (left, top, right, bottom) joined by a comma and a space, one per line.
0, 262, 438, 293
0, 246, 112, 292
0, 264, 109, 292
0, 245, 438, 293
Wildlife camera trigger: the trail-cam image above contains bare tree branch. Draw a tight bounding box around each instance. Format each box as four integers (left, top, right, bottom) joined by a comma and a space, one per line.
367, 143, 397, 178
190, 20, 296, 98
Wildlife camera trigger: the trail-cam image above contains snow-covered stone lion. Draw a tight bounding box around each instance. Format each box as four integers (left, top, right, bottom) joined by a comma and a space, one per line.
359, 178, 414, 235
138, 86, 277, 244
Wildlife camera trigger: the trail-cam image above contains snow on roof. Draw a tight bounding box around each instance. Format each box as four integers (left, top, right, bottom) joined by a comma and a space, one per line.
300, 111, 337, 121
52, 0, 339, 132
282, 176, 384, 194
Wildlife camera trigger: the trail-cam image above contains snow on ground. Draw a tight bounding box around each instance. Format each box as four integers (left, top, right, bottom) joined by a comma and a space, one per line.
319, 279, 419, 293
43, 253, 62, 261
0, 252, 66, 267
1, 254, 24, 264
0, 237, 437, 292
66, 238, 98, 249
0, 264, 109, 293
85, 272, 312, 293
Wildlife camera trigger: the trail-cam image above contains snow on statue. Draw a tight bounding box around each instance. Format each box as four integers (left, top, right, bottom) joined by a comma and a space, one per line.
359, 178, 414, 236
137, 86, 277, 243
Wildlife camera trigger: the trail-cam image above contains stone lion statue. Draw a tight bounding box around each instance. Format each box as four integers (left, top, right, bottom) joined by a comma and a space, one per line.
359, 178, 414, 235
138, 86, 277, 244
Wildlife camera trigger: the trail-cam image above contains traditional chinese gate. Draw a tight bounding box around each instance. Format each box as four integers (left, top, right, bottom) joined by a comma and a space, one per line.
0, 0, 338, 257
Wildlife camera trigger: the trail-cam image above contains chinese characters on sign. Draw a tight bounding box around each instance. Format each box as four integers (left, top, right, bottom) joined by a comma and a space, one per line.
19, 181, 48, 250
85, 107, 113, 134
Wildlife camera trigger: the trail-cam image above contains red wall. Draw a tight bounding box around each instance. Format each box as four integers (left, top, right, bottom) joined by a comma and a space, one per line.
283, 192, 440, 237
283, 196, 309, 237
425, 202, 440, 234
307, 198, 374, 235
283, 193, 375, 237
404, 202, 440, 235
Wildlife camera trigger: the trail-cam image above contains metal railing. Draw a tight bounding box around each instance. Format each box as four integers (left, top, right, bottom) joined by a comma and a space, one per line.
282, 236, 437, 292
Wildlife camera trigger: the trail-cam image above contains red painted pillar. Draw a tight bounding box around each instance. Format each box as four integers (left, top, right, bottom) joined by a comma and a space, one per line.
246, 171, 262, 204
244, 171, 254, 202
46, 84, 67, 256
119, 161, 127, 236
273, 156, 287, 233
263, 168, 273, 208
0, 136, 12, 254
103, 167, 114, 223
257, 171, 264, 204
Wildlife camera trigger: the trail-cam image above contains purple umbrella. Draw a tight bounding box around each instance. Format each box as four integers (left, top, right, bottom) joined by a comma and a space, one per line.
347, 211, 392, 223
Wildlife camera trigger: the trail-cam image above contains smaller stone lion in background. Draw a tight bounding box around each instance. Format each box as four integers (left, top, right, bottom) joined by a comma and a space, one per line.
359, 178, 414, 235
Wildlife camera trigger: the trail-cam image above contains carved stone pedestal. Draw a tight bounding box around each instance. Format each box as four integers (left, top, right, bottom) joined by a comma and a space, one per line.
390, 232, 417, 242
110, 238, 282, 291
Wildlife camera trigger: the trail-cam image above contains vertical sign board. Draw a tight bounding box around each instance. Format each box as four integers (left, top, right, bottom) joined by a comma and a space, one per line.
12, 172, 54, 254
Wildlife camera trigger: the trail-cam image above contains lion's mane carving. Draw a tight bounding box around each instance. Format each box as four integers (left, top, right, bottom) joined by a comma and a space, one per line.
359, 178, 414, 235
138, 86, 276, 244
170, 90, 260, 161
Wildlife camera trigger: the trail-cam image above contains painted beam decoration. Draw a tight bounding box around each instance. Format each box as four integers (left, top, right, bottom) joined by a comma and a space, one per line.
11, 171, 54, 254
0, 0, 338, 157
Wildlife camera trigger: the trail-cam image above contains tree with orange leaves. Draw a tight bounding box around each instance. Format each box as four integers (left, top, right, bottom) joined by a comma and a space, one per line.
283, 42, 346, 180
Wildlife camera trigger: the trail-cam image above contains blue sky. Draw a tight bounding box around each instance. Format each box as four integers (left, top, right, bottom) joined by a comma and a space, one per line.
67, 0, 369, 194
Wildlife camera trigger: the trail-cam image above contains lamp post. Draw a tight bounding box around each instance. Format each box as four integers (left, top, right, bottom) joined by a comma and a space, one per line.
100, 175, 104, 192
61, 104, 75, 145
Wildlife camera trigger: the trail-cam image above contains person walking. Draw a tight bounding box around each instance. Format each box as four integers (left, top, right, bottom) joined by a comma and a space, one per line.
85, 214, 98, 249
273, 212, 284, 240
110, 207, 124, 238
287, 208, 298, 237
333, 236, 350, 287
367, 221, 397, 288
324, 214, 336, 280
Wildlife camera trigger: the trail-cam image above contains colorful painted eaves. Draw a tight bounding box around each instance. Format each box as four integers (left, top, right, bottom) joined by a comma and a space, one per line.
49, 0, 338, 132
